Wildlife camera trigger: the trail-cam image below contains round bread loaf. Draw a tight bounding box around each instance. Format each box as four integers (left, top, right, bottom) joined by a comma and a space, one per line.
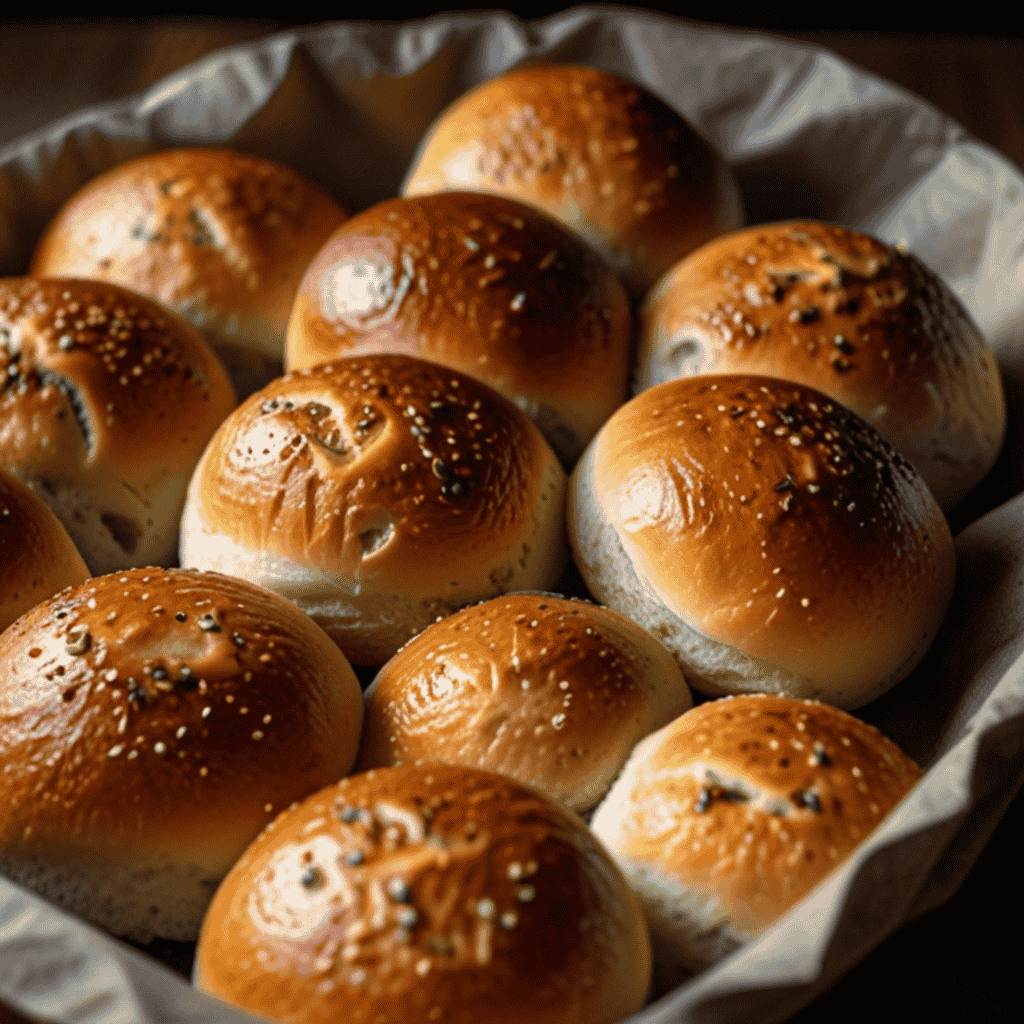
358, 592, 693, 813
590, 694, 921, 975
0, 277, 236, 575
402, 64, 744, 298
195, 763, 652, 1024
567, 374, 956, 709
0, 567, 364, 943
636, 221, 1006, 508
285, 191, 632, 466
179, 355, 568, 666
0, 466, 89, 633
30, 148, 348, 397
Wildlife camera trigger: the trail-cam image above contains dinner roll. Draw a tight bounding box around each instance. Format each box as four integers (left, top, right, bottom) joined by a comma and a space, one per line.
285, 191, 632, 466
402, 64, 744, 298
30, 148, 348, 397
0, 277, 236, 575
0, 567, 364, 943
195, 764, 652, 1024
180, 355, 567, 666
636, 221, 1006, 508
567, 374, 955, 709
590, 694, 921, 974
0, 466, 89, 632
358, 593, 693, 813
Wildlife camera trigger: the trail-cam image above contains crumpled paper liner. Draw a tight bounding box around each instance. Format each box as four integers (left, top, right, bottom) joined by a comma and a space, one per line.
2, 7, 1024, 1024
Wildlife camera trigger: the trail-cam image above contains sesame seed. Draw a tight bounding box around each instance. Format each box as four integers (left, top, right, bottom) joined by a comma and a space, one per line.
387, 878, 410, 902
301, 865, 325, 889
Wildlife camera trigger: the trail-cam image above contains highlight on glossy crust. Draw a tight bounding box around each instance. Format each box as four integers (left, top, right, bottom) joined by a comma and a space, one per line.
0, 277, 236, 575
285, 191, 632, 466
0, 466, 89, 633
590, 695, 921, 974
636, 221, 1006, 508
567, 374, 956, 708
195, 764, 652, 1024
30, 148, 348, 396
359, 592, 693, 812
402, 64, 744, 298
180, 355, 568, 666
0, 567, 364, 943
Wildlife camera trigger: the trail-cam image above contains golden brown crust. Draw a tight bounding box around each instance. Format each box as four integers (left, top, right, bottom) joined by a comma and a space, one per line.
0, 567, 364, 939
180, 356, 568, 665
195, 764, 652, 1024
358, 593, 693, 811
0, 277, 236, 574
285, 191, 632, 466
637, 221, 1006, 507
568, 374, 955, 707
0, 467, 89, 633
402, 65, 744, 297
591, 695, 921, 969
30, 148, 348, 368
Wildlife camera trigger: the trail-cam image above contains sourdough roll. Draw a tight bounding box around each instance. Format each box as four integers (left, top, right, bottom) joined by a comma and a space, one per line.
567, 374, 955, 708
0, 466, 89, 632
402, 64, 744, 298
590, 695, 921, 974
358, 593, 693, 813
195, 764, 652, 1024
0, 277, 236, 575
180, 355, 568, 666
0, 567, 364, 943
285, 191, 632, 466
30, 148, 348, 397
636, 221, 1006, 507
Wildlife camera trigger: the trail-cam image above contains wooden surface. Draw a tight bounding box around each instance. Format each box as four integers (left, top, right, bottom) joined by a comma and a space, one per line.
0, 14, 1022, 1024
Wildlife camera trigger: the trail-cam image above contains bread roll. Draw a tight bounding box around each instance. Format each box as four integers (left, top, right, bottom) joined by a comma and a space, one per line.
636, 221, 1006, 508
180, 355, 568, 666
30, 148, 348, 397
567, 374, 955, 708
358, 592, 693, 813
0, 466, 89, 632
402, 64, 744, 298
590, 694, 921, 975
285, 191, 632, 466
0, 277, 236, 574
0, 567, 364, 943
195, 764, 652, 1024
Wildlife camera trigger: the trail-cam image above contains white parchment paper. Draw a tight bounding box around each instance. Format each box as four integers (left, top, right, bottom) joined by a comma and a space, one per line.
2, 7, 1024, 1023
